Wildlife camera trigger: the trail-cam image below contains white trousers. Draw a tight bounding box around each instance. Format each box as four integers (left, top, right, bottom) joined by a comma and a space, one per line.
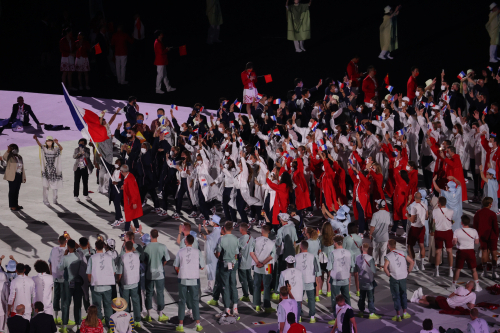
43, 187, 58, 203
156, 65, 171, 91
98, 171, 110, 194
115, 55, 127, 84
293, 41, 305, 52
372, 240, 388, 266
490, 45, 498, 62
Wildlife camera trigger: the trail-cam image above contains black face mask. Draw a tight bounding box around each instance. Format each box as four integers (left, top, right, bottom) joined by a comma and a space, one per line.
179, 157, 186, 161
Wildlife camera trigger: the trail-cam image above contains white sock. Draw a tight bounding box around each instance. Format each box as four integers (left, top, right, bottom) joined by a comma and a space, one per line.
233, 305, 238, 312
452, 280, 456, 284
436, 265, 439, 270
178, 324, 183, 327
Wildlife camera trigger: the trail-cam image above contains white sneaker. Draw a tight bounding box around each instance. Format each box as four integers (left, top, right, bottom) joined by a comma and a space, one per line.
420, 261, 425, 271
475, 283, 483, 292
43, 201, 50, 206
449, 268, 454, 278
156, 89, 165, 94
158, 192, 163, 199
166, 87, 176, 92
412, 264, 419, 272
84, 196, 92, 201
111, 220, 121, 227
74, 197, 80, 202
433, 269, 440, 277
449, 284, 457, 292
386, 54, 394, 59
410, 290, 419, 303
401, 232, 407, 238
493, 272, 499, 279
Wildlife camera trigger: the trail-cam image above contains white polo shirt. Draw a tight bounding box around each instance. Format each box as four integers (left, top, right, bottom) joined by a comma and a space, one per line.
453, 228, 478, 250
446, 286, 476, 309
409, 201, 427, 228
432, 206, 454, 231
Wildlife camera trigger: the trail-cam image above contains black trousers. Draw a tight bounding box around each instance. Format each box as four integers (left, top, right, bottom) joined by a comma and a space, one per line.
198, 187, 210, 221
111, 186, 123, 220
235, 189, 248, 223
470, 159, 482, 197
222, 187, 237, 222
140, 186, 159, 209
124, 219, 139, 232
74, 167, 89, 197
176, 178, 189, 214
8, 173, 22, 207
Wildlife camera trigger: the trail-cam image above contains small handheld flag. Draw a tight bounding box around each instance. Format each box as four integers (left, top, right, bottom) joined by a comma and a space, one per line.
171, 104, 178, 110
324, 95, 329, 101
200, 178, 208, 187
319, 144, 327, 151
317, 139, 325, 146
487, 66, 493, 72
255, 141, 260, 149
349, 158, 354, 165
161, 127, 170, 135
264, 74, 273, 83
376, 115, 384, 121
310, 121, 318, 131
271, 115, 277, 121
288, 142, 295, 150
230, 121, 235, 128
395, 127, 406, 136
483, 107, 488, 115
257, 93, 263, 100
441, 105, 447, 112
457, 71, 466, 80
386, 85, 394, 93
234, 101, 242, 109
491, 132, 497, 138
338, 81, 345, 89
193, 128, 199, 134
357, 124, 365, 132
179, 45, 187, 56
188, 134, 193, 141
222, 100, 229, 106
273, 128, 281, 136
283, 152, 290, 158
199, 106, 204, 113
94, 43, 102, 55
273, 98, 281, 105
136, 131, 146, 143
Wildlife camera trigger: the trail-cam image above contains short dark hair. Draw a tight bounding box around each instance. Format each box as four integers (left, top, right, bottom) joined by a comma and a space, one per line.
79, 237, 88, 247
151, 229, 159, 239
300, 240, 309, 250
16, 263, 25, 274
336, 294, 345, 303
59, 236, 67, 245
24, 265, 31, 276
461, 215, 471, 226
347, 222, 358, 235
422, 319, 433, 330
438, 196, 447, 206
95, 240, 105, 251
78, 138, 87, 145
225, 221, 233, 232
411, 66, 418, 72
128, 96, 137, 103
67, 239, 76, 249
482, 197, 494, 208
286, 312, 296, 324
34, 301, 44, 312
34, 260, 50, 274
245, 62, 253, 70
294, 78, 302, 86
125, 241, 134, 251
185, 234, 194, 245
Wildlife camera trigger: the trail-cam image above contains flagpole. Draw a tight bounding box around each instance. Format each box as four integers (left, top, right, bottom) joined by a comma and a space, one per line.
62, 83, 120, 194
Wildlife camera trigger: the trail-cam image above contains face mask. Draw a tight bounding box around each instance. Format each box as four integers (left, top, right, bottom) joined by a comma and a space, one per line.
216, 121, 220, 126
441, 85, 445, 90
264, 101, 268, 105
248, 160, 254, 165
489, 142, 494, 148
402, 102, 406, 107
334, 88, 338, 93
194, 120, 199, 125
381, 103, 385, 108
224, 133, 228, 138
356, 107, 362, 112
261, 113, 266, 118
452, 128, 457, 134
224, 163, 229, 169
251, 129, 255, 134
126, 133, 132, 138
191, 140, 196, 145
238, 120, 243, 125
141, 148, 146, 154
218, 127, 224, 132
137, 119, 143, 124
431, 111, 436, 116
366, 103, 373, 108
225, 151, 230, 156
115, 164, 120, 169
308, 122, 313, 127
125, 126, 131, 130
157, 114, 163, 118
415, 91, 420, 97
79, 144, 85, 148
12, 149, 19, 154
406, 166, 410, 171
170, 151, 174, 156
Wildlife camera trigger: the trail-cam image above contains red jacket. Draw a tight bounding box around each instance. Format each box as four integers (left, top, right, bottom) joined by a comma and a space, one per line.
407, 75, 417, 105
382, 144, 407, 197
123, 173, 143, 221
443, 154, 467, 201
111, 31, 134, 56
266, 179, 289, 225
408, 169, 419, 199
331, 160, 346, 208
292, 158, 311, 210
75, 39, 90, 58
154, 39, 168, 66
320, 159, 337, 212
349, 168, 371, 220
347, 61, 361, 87
393, 170, 409, 221
362, 75, 377, 103
241, 70, 257, 89
429, 137, 448, 189
481, 135, 500, 197
59, 37, 74, 57
473, 208, 499, 240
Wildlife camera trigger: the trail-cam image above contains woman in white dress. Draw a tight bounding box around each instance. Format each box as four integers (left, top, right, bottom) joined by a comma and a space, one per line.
33, 135, 63, 205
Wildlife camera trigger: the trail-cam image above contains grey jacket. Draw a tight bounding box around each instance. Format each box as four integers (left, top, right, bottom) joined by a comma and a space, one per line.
72, 147, 93, 173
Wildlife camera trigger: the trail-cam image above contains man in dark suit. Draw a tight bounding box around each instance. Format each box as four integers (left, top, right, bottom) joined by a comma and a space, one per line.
0, 96, 45, 135
29, 302, 57, 333
7, 304, 30, 333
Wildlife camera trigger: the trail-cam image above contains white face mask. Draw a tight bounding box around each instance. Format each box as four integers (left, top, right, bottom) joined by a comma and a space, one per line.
452, 128, 457, 134
402, 102, 406, 107
170, 151, 174, 156
416, 91, 420, 97
251, 129, 255, 134
191, 140, 196, 145
366, 103, 373, 108
224, 152, 229, 156
224, 163, 229, 169
406, 166, 410, 171
381, 103, 385, 108
308, 121, 313, 127
115, 164, 120, 169
126, 133, 132, 138
489, 142, 494, 148
141, 148, 146, 154
261, 113, 266, 118
441, 85, 445, 90
219, 126, 224, 132
356, 107, 362, 112
248, 160, 254, 165
216, 120, 220, 126
224, 133, 228, 138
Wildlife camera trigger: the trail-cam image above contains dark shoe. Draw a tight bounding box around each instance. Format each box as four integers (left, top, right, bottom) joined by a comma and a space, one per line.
17, 206, 23, 210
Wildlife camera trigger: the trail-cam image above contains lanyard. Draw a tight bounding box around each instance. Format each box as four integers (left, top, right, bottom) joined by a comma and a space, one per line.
363, 255, 370, 267
350, 235, 360, 248
439, 207, 452, 222
461, 228, 474, 239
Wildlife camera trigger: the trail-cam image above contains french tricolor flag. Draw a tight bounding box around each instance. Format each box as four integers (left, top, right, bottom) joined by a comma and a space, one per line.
255, 141, 260, 149
273, 98, 281, 105
310, 121, 318, 131
62, 84, 109, 143
349, 158, 354, 165
421, 101, 430, 108
322, 128, 328, 134
395, 127, 406, 136
357, 124, 365, 132
441, 105, 447, 112
338, 81, 345, 89
230, 121, 235, 128
273, 128, 281, 136
487, 66, 493, 72
257, 93, 263, 100
492, 132, 497, 138
457, 71, 466, 80
193, 128, 199, 134
386, 85, 394, 93
319, 144, 327, 151
289, 142, 295, 150
324, 95, 329, 101
188, 134, 193, 141
161, 128, 170, 135
234, 100, 242, 109
484, 107, 488, 115
376, 115, 384, 121
389, 95, 395, 102
271, 115, 277, 121
317, 139, 324, 146
283, 152, 290, 158
171, 104, 178, 110
222, 100, 229, 106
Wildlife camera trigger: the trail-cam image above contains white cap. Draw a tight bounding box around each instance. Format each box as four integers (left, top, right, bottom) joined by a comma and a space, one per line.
375, 199, 386, 207
487, 168, 496, 177
425, 79, 433, 87
285, 256, 296, 264
491, 2, 498, 10
384, 5, 391, 13
402, 96, 410, 102
278, 213, 290, 221
107, 239, 115, 249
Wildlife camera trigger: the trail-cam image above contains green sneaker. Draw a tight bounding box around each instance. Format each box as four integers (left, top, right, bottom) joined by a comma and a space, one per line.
261, 291, 264, 295
358, 312, 364, 318
176, 326, 184, 332
67, 320, 76, 325
102, 319, 106, 325
81, 316, 87, 320
107, 329, 112, 333
265, 307, 276, 313
134, 322, 141, 328
58, 328, 68, 333
314, 296, 320, 302
356, 291, 360, 297
402, 313, 411, 319
158, 314, 169, 322
143, 316, 152, 322
392, 315, 402, 322
207, 299, 219, 306
326, 291, 331, 297
318, 290, 323, 295
240, 296, 250, 302
272, 293, 280, 300
196, 325, 203, 332
328, 319, 336, 325
54, 318, 62, 325
369, 313, 382, 319
255, 306, 261, 312
309, 317, 316, 323
299, 316, 302, 322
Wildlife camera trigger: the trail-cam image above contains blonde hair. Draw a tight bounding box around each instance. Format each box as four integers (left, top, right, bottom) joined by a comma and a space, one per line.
307, 227, 319, 240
